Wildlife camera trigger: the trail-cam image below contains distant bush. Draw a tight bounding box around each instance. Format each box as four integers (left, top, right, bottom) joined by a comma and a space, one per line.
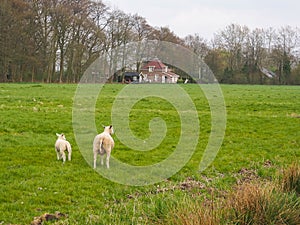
177, 78, 184, 84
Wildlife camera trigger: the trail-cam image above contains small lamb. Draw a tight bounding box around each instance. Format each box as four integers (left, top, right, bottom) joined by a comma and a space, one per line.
93, 125, 114, 169
55, 133, 72, 163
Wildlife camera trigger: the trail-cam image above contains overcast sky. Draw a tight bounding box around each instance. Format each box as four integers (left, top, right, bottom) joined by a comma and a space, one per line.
105, 0, 300, 40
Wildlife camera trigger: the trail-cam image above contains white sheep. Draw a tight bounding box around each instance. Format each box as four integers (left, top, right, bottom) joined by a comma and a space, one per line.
93, 125, 114, 169
55, 133, 72, 163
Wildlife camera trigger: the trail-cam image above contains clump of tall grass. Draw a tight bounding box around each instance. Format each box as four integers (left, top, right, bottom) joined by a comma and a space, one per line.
163, 195, 221, 225
226, 181, 300, 225
280, 162, 300, 195
159, 163, 300, 225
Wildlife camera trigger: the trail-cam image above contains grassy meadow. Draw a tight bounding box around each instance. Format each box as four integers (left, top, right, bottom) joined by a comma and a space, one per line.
0, 83, 299, 224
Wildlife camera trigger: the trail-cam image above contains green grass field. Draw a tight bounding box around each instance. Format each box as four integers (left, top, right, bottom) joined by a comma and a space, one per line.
0, 84, 299, 224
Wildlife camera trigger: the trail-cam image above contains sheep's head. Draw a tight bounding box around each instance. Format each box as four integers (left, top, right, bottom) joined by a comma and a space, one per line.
103, 125, 114, 135
56, 133, 66, 140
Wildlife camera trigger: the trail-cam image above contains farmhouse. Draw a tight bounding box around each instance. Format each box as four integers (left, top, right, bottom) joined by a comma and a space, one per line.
139, 59, 180, 84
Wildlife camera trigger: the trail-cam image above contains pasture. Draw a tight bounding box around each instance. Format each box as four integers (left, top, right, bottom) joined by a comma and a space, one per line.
0, 83, 299, 224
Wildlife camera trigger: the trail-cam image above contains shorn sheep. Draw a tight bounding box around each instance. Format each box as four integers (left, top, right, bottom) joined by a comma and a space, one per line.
93, 125, 114, 169
55, 133, 72, 163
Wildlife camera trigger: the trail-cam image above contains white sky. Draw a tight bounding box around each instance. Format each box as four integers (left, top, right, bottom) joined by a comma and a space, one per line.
105, 0, 300, 40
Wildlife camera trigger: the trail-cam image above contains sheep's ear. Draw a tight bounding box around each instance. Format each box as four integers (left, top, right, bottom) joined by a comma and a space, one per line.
56, 133, 60, 137
101, 124, 106, 128
109, 125, 113, 129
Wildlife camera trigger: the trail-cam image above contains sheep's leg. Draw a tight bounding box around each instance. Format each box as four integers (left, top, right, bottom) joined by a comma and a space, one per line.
106, 151, 111, 169
68, 151, 71, 161
100, 144, 104, 166
93, 152, 97, 169
100, 155, 104, 166
61, 151, 66, 163
56, 151, 60, 160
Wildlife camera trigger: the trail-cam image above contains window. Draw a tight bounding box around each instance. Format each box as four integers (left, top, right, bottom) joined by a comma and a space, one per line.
149, 66, 155, 72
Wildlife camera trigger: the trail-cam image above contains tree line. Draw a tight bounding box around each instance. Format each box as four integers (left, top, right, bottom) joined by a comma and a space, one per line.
0, 0, 299, 84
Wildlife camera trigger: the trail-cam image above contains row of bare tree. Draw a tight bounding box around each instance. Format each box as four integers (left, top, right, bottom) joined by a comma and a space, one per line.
199, 24, 300, 84
0, 0, 299, 84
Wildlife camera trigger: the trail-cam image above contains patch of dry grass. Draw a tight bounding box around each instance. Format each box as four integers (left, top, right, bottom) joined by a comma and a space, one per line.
226, 181, 299, 225
160, 163, 300, 225
289, 113, 300, 118
280, 162, 300, 194
164, 195, 221, 225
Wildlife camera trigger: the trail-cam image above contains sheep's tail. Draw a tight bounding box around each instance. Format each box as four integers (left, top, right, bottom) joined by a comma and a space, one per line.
99, 137, 107, 155
99, 139, 103, 151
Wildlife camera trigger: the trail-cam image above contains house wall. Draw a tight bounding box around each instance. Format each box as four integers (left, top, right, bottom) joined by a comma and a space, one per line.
144, 74, 178, 83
